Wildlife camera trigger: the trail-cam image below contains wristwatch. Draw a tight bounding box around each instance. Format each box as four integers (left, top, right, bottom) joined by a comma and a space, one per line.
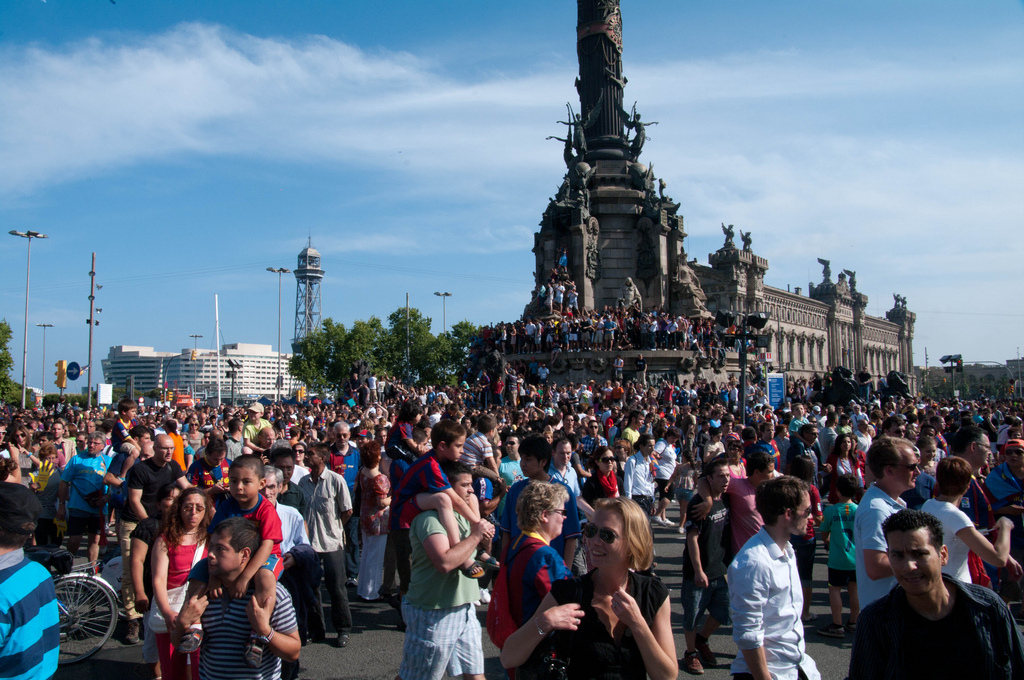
254, 630, 275, 644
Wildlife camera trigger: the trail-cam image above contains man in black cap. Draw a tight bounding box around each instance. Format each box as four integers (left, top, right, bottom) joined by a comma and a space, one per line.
0, 482, 60, 678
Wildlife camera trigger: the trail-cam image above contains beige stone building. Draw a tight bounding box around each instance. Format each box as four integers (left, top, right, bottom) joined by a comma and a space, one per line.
693, 241, 915, 384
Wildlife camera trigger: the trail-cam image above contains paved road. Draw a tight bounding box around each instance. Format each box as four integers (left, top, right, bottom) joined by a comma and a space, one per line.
58, 523, 857, 680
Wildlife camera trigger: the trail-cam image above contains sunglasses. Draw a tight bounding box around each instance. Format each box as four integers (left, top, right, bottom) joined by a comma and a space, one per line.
546, 508, 568, 517
599, 457, 616, 463
890, 463, 920, 472
582, 523, 619, 544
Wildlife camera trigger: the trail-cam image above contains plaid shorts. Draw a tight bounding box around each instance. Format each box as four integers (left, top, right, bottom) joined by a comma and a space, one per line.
399, 601, 483, 680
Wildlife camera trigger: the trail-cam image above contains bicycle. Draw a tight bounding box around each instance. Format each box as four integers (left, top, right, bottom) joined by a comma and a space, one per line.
26, 547, 121, 665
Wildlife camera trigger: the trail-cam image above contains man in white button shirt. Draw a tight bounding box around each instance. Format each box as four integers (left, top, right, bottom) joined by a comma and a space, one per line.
728, 476, 821, 680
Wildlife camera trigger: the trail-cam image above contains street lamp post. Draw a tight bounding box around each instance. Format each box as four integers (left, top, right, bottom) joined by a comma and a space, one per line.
36, 323, 53, 397
9, 230, 48, 409
267, 267, 291, 403
189, 334, 203, 395
433, 291, 452, 334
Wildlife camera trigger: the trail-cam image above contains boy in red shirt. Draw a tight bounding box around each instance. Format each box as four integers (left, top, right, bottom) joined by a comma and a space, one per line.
179, 455, 283, 667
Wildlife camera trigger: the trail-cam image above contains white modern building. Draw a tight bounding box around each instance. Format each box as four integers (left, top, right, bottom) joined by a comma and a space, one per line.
102, 343, 297, 398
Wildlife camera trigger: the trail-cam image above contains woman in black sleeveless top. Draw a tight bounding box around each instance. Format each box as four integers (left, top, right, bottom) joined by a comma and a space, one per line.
500, 497, 677, 680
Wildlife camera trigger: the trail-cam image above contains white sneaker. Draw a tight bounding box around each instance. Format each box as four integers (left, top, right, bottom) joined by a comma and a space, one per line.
677, 526, 686, 535
479, 589, 491, 604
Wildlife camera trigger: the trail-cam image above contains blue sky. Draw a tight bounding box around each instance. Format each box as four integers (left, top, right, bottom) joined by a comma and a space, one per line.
2, 0, 1023, 392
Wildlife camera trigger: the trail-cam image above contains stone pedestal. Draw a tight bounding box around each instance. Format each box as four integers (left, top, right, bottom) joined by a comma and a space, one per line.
534, 158, 685, 314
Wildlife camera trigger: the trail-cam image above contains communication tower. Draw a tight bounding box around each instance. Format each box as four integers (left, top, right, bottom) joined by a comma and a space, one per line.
292, 239, 324, 352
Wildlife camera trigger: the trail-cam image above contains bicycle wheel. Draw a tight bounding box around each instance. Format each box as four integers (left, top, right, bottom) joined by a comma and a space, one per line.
54, 574, 118, 664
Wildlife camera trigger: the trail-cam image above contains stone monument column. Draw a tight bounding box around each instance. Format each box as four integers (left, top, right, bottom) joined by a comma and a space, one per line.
577, 0, 627, 157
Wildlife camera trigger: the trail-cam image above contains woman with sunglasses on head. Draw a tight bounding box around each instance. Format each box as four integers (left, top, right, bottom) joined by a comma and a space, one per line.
582, 446, 621, 505
501, 497, 677, 680
0, 424, 33, 485
150, 488, 213, 680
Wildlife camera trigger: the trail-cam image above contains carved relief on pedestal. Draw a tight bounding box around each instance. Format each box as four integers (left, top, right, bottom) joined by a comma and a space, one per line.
584, 216, 602, 282
636, 216, 658, 285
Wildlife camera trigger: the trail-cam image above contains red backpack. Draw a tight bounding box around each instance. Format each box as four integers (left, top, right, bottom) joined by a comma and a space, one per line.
486, 534, 546, 650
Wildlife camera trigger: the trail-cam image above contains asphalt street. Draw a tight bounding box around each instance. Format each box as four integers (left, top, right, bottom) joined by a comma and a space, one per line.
57, 522, 857, 680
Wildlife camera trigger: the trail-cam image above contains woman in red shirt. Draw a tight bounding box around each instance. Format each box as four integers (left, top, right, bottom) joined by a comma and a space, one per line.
151, 488, 213, 680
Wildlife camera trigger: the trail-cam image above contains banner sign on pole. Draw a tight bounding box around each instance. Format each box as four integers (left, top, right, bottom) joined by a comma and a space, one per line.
767, 373, 786, 409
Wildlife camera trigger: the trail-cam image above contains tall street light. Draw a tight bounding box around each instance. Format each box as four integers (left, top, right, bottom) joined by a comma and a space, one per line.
267, 267, 291, 403
36, 323, 53, 397
189, 334, 203, 394
10, 230, 48, 409
434, 291, 452, 334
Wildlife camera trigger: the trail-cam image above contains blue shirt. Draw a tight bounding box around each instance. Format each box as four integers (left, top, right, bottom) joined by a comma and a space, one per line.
0, 550, 59, 680
854, 484, 905, 607
507, 535, 571, 625
500, 478, 581, 558
61, 453, 111, 515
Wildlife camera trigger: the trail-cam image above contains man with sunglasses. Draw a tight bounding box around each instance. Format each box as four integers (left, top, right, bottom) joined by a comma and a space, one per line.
580, 420, 607, 459
854, 437, 920, 608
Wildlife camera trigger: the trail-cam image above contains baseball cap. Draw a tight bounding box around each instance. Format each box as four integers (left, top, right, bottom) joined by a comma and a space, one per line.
0, 482, 42, 535
247, 403, 264, 415
1005, 439, 1024, 454
724, 432, 742, 444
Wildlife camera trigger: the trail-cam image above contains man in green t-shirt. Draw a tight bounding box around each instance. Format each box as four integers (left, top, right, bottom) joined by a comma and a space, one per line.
818, 474, 859, 638
399, 461, 495, 680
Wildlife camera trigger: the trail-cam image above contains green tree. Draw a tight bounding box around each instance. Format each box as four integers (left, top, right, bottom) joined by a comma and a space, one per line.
380, 306, 435, 383
289, 319, 347, 395
340, 318, 387, 378
288, 309, 481, 389
0, 319, 20, 405
430, 319, 480, 386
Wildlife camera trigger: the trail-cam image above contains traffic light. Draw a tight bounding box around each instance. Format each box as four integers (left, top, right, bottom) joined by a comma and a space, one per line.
54, 360, 67, 389
190, 350, 198, 361
956, 358, 964, 373
296, 386, 306, 401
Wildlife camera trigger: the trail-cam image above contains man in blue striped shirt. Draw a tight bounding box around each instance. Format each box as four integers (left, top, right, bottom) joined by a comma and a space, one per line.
0, 482, 59, 680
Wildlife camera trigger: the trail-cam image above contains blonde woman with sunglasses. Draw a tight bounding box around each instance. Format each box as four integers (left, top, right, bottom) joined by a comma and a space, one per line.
501, 497, 677, 680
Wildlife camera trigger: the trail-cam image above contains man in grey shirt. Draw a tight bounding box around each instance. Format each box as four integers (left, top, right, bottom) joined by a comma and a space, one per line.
298, 443, 353, 648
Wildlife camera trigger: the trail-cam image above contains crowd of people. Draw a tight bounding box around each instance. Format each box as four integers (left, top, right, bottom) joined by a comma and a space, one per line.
476, 311, 729, 357
2, 374, 1024, 680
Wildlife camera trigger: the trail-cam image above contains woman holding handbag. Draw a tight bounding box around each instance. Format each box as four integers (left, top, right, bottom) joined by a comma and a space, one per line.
150, 488, 212, 680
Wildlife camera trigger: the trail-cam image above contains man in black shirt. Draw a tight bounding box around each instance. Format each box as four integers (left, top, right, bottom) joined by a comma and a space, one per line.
680, 458, 731, 675
120, 433, 192, 644
850, 509, 1024, 680
635, 354, 647, 387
